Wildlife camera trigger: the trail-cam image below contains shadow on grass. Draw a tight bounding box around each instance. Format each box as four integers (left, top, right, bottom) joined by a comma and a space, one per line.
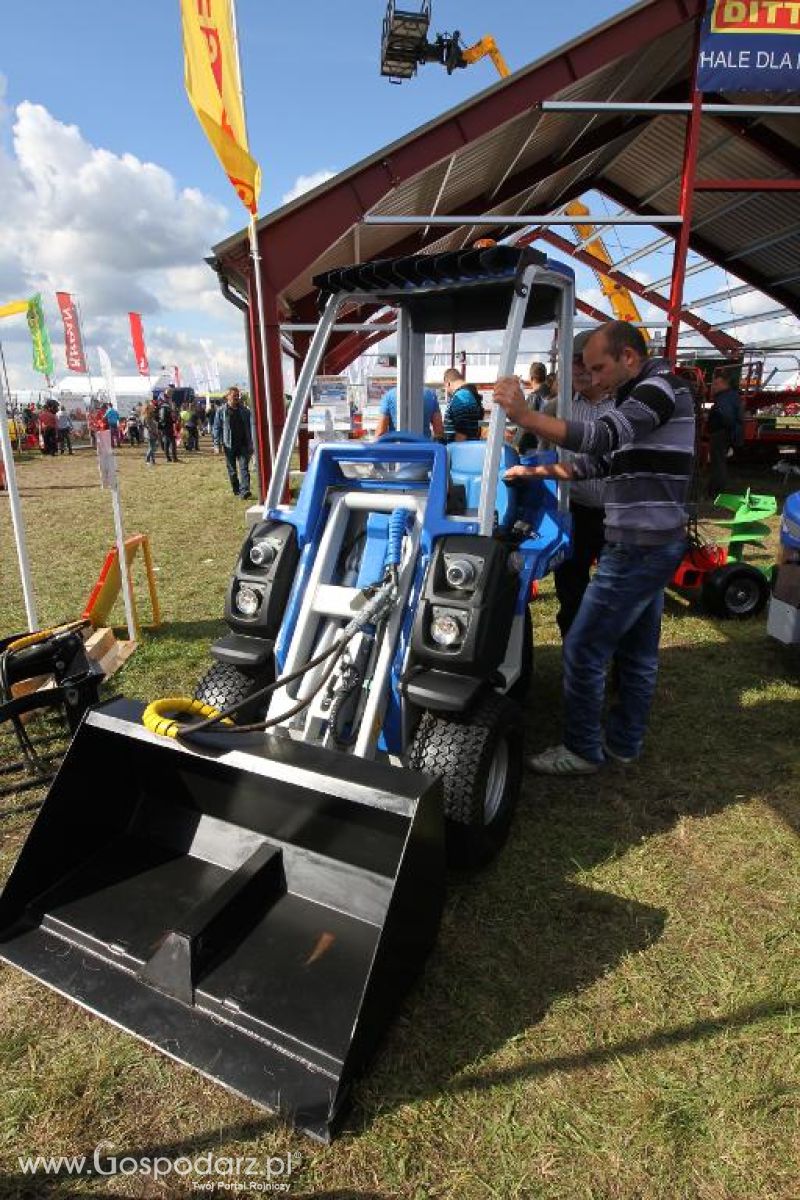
345, 636, 799, 1126
451, 997, 797, 1095
10, 483, 100, 494
146, 618, 226, 645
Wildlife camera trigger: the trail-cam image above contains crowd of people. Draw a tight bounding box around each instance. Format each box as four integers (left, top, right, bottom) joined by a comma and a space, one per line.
8, 389, 228, 459
3, 386, 259, 506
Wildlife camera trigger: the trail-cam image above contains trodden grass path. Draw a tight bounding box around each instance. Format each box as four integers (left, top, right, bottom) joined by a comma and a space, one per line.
0, 444, 797, 1198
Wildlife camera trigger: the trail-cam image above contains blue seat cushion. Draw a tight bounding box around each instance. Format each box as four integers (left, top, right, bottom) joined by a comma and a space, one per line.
447, 441, 519, 527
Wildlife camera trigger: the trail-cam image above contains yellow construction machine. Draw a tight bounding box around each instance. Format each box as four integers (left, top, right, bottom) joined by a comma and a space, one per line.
564, 200, 650, 340
380, 1, 509, 80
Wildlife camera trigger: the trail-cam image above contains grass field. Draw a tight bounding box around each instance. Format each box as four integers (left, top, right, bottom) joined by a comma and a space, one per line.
0, 442, 798, 1199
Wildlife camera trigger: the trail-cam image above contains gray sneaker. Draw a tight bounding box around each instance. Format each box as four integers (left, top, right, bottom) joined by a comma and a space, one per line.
527, 744, 600, 775
603, 739, 637, 765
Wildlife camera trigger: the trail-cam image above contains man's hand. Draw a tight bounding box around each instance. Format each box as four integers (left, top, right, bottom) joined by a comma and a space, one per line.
505, 461, 576, 482
504, 464, 537, 480
496, 374, 569, 449
494, 376, 527, 425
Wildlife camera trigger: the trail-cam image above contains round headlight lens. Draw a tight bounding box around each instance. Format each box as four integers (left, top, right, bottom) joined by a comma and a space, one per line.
430, 613, 463, 646
249, 539, 276, 567
235, 585, 261, 617
445, 558, 477, 589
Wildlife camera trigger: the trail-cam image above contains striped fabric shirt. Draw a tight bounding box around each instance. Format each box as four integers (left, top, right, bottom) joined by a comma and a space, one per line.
568, 392, 615, 509
443, 385, 483, 442
564, 357, 695, 546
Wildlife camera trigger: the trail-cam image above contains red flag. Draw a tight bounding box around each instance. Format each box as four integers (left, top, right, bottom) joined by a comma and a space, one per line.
128, 312, 150, 377
56, 292, 87, 373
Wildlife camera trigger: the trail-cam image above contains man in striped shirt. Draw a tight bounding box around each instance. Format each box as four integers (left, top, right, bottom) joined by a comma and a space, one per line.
495, 320, 694, 775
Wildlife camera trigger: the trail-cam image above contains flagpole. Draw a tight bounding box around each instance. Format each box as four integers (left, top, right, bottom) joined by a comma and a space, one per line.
74, 298, 98, 409
229, 0, 276, 489
0, 335, 38, 630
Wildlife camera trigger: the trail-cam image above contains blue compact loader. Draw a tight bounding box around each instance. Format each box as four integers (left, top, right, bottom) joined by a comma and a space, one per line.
768, 488, 800, 644
0, 246, 574, 1139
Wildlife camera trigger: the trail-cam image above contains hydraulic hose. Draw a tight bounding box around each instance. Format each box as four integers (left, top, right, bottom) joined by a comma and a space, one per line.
142, 697, 233, 740
147, 572, 399, 744
2, 619, 90, 661
386, 508, 409, 567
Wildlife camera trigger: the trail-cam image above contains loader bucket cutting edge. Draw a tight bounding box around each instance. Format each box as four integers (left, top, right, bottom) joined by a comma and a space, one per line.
0, 699, 445, 1141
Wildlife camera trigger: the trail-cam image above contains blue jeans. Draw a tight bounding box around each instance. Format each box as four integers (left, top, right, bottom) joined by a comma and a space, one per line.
562, 538, 687, 763
224, 447, 251, 495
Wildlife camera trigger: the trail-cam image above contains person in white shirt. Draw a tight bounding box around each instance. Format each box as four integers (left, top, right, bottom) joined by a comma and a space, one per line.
56, 405, 74, 456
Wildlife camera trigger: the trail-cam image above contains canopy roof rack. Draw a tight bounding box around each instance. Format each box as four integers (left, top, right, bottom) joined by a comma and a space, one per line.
312, 246, 572, 334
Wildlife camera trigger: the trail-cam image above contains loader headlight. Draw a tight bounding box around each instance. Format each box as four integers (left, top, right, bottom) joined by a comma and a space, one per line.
430, 610, 464, 647
445, 557, 477, 590
443, 552, 483, 592
234, 584, 262, 617
249, 539, 276, 567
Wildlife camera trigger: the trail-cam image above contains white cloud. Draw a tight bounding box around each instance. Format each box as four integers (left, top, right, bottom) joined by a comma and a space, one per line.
0, 84, 249, 390
281, 169, 336, 205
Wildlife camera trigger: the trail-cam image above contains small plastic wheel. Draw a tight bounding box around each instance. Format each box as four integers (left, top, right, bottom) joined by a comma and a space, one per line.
701, 563, 770, 620
408, 692, 523, 869
193, 660, 272, 724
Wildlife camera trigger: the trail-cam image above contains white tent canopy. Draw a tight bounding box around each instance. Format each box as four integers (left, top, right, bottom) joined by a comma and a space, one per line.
53, 372, 173, 403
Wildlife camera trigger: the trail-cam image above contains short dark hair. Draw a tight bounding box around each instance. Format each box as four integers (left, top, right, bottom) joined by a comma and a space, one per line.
572, 330, 593, 360
597, 320, 648, 361
715, 366, 737, 387
529, 362, 547, 384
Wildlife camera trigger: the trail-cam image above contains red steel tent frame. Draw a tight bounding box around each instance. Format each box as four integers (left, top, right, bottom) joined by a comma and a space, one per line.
210, 0, 800, 497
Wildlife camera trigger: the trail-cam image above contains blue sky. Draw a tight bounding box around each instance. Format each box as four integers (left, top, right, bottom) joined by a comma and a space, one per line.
1, 0, 798, 392
2, 1, 634, 215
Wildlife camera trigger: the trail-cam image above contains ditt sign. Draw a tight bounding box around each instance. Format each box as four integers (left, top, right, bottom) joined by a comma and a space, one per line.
698, 0, 800, 90
712, 2, 800, 32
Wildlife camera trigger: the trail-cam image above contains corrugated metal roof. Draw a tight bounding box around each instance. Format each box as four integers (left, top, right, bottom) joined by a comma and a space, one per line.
213, 0, 799, 336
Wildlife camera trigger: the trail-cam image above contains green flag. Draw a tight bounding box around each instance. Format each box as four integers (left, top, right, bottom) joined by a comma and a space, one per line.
27, 293, 54, 377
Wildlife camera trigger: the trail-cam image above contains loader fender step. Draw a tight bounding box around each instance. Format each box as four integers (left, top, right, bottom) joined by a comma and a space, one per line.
402, 668, 485, 713
210, 631, 275, 670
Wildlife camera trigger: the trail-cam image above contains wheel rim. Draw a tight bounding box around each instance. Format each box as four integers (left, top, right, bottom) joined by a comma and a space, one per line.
484, 739, 509, 824
724, 576, 760, 614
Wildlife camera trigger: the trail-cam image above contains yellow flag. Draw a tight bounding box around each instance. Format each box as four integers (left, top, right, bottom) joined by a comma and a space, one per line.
180, 0, 261, 214
0, 300, 29, 319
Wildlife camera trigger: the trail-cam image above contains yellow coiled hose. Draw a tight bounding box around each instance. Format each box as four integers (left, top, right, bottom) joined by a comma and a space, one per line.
142, 697, 233, 739
5, 619, 89, 656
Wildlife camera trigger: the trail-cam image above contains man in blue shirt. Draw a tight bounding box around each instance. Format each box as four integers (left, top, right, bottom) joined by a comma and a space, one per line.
375, 386, 444, 439
443, 368, 484, 442
105, 402, 121, 449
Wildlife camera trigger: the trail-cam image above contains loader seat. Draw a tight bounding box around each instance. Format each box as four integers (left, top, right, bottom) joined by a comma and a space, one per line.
447, 441, 519, 527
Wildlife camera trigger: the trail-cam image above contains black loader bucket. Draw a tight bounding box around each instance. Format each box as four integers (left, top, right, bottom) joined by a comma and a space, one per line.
0, 699, 445, 1141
